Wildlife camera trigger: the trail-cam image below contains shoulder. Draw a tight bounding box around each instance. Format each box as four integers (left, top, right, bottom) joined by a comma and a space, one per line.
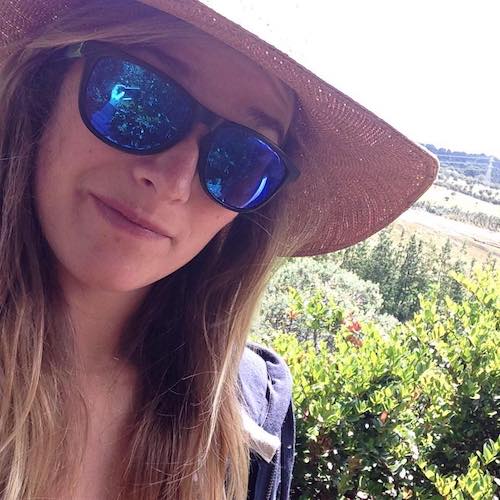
239, 342, 292, 429
239, 343, 296, 499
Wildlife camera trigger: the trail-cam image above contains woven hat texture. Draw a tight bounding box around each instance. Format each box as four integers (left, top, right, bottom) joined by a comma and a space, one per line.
0, 0, 439, 256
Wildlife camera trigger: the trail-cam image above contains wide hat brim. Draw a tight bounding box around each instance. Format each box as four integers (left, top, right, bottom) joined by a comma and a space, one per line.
0, 0, 439, 256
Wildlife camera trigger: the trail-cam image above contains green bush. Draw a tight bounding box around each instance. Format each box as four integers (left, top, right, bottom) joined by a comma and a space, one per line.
252, 257, 398, 346
270, 266, 499, 499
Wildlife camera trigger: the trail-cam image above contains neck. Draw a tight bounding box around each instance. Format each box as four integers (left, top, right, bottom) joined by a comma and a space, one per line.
58, 266, 150, 376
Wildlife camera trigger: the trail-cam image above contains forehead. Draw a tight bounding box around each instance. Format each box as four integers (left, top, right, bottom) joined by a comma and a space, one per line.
131, 31, 295, 142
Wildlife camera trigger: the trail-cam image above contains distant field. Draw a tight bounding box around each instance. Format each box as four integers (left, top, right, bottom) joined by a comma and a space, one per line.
390, 210, 499, 264
420, 185, 500, 217
350, 183, 499, 265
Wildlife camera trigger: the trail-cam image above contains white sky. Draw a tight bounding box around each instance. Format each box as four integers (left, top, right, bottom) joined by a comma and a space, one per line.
313, 1, 500, 158
220, 0, 499, 158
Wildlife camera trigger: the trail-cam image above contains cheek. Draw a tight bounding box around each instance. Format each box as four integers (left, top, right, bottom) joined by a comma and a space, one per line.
34, 134, 64, 235
185, 179, 238, 241
34, 120, 77, 234
184, 208, 237, 254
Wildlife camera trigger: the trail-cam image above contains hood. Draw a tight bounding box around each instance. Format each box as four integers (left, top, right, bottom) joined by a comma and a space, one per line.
239, 342, 293, 462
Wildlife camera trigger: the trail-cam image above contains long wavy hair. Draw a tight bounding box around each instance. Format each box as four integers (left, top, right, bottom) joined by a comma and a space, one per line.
0, 1, 301, 498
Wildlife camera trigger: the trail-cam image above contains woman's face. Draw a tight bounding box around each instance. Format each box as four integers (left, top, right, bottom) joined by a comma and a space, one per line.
35, 31, 295, 293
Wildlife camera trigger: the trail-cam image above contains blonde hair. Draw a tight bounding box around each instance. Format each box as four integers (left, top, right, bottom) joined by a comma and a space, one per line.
0, 1, 298, 498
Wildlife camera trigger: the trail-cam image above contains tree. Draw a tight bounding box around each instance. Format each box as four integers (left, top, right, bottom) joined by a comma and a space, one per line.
392, 235, 429, 321
363, 229, 400, 312
340, 238, 370, 276
433, 238, 453, 306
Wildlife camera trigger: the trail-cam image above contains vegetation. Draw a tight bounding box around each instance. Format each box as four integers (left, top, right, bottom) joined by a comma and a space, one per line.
332, 228, 482, 323
258, 266, 499, 499
413, 201, 500, 232
255, 227, 494, 339
254, 257, 398, 347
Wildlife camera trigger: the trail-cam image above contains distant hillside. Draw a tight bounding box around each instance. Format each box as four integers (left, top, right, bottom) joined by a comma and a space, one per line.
423, 144, 500, 186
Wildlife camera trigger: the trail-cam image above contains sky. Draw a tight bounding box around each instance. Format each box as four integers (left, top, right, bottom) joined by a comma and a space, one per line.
215, 0, 499, 158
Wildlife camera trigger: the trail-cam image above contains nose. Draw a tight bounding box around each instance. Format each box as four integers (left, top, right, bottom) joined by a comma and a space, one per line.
130, 123, 207, 204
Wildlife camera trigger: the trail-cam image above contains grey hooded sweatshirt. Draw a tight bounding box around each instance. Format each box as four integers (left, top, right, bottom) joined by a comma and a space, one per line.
239, 343, 295, 500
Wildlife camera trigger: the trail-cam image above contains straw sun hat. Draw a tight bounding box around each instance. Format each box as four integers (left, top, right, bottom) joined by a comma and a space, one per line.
0, 0, 439, 256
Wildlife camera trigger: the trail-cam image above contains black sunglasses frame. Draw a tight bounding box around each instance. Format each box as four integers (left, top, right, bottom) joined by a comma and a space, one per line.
64, 41, 300, 213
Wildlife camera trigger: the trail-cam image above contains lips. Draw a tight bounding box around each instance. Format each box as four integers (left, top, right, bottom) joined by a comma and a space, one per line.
91, 193, 170, 238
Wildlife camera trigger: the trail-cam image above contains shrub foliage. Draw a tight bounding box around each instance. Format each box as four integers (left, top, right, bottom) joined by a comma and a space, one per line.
268, 267, 499, 499
253, 257, 397, 347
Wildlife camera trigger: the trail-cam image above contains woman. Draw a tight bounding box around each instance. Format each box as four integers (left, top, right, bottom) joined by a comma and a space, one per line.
0, 0, 438, 498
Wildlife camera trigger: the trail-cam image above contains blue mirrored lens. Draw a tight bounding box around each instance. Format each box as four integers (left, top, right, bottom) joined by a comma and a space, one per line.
83, 56, 195, 152
204, 127, 287, 210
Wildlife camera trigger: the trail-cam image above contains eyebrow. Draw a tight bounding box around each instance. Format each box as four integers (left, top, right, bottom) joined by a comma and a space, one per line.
246, 107, 286, 145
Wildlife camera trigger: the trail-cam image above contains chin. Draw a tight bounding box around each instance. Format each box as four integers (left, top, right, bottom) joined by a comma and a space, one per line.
57, 258, 171, 294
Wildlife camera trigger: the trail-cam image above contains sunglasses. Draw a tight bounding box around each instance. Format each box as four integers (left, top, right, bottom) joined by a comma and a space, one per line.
64, 41, 300, 212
